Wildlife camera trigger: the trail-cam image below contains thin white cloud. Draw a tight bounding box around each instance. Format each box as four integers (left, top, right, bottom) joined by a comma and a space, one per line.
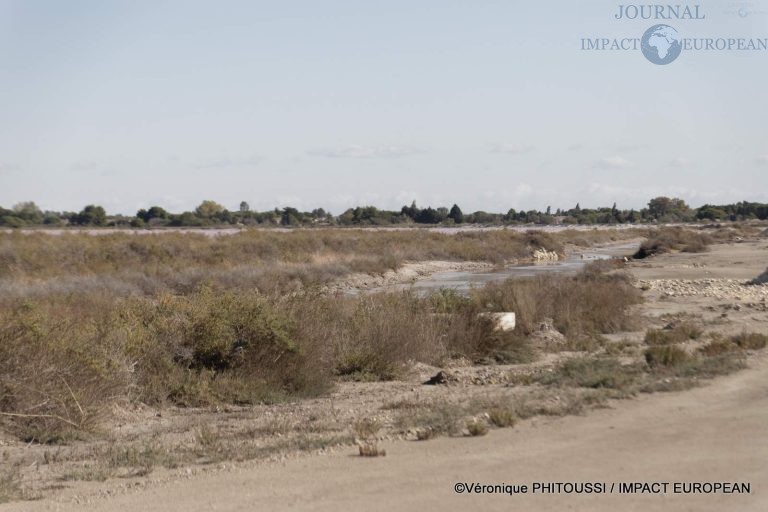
756, 155, 768, 165
490, 143, 535, 154
191, 155, 262, 169
307, 145, 422, 159
593, 156, 633, 170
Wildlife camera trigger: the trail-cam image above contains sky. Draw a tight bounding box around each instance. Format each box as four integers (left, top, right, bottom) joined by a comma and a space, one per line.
1, 0, 767, 215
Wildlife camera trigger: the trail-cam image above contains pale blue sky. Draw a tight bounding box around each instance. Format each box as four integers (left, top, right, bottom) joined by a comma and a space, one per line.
1, 1, 767, 214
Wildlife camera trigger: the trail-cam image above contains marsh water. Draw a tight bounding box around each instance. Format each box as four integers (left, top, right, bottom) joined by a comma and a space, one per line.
374, 242, 640, 295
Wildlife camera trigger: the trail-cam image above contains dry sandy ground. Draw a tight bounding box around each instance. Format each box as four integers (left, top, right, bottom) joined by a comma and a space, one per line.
3, 238, 767, 512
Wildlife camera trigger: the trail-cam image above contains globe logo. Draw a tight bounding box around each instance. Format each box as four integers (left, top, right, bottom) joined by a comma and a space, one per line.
641, 24, 682, 65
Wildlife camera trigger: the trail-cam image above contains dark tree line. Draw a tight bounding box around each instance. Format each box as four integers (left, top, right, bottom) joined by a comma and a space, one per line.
2, 197, 767, 228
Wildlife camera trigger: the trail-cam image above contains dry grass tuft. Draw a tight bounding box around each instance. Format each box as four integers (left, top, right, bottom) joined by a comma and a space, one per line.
730, 331, 768, 350
644, 345, 691, 368
358, 442, 386, 457
539, 357, 642, 392
633, 227, 713, 259
644, 322, 703, 345
488, 407, 517, 428
465, 418, 489, 437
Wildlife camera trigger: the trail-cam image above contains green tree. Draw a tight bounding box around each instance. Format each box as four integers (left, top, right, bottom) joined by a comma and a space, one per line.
401, 201, 419, 220
647, 197, 690, 221
281, 207, 301, 226
195, 200, 225, 218
448, 204, 464, 224
13, 201, 44, 224
74, 205, 107, 226
137, 206, 169, 223
696, 204, 727, 221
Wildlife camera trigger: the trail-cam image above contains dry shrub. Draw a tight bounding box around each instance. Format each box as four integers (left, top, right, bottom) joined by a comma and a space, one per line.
122, 288, 332, 406
538, 357, 642, 391
468, 265, 642, 340
0, 302, 131, 442
353, 418, 381, 440
730, 332, 768, 350
358, 442, 386, 457
634, 227, 713, 259
488, 406, 517, 428
427, 264, 641, 363
465, 418, 489, 436
699, 332, 766, 356
699, 340, 739, 357
644, 322, 703, 345
292, 292, 444, 381
645, 345, 691, 368
0, 228, 631, 299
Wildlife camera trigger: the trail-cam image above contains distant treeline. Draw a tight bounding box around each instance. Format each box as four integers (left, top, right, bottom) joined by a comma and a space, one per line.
1, 197, 767, 228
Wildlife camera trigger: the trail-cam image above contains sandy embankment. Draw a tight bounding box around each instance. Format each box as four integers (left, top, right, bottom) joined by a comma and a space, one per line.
326, 260, 495, 293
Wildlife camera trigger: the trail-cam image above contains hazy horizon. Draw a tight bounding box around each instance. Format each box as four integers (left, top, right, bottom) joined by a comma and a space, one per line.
2, 1, 767, 215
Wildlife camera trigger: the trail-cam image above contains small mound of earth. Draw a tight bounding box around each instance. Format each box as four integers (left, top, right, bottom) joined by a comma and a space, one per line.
760, 228, 768, 238
529, 317, 566, 347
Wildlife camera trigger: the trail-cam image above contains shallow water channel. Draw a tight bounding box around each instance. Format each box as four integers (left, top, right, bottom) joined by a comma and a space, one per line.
372, 242, 639, 295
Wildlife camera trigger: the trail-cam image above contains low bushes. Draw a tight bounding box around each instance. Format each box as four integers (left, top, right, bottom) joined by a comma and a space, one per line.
0, 263, 644, 441
122, 288, 332, 406
468, 266, 642, 339
644, 345, 691, 368
634, 227, 714, 259
730, 331, 768, 350
0, 290, 333, 440
0, 302, 131, 442
539, 357, 642, 390
644, 321, 703, 345
291, 292, 445, 381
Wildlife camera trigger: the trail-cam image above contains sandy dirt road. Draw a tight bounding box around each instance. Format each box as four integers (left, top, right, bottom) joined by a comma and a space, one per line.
8, 351, 766, 512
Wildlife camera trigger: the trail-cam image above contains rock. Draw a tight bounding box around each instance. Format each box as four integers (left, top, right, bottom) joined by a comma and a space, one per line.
749, 268, 768, 285
478, 312, 516, 332
423, 370, 458, 385
533, 249, 559, 262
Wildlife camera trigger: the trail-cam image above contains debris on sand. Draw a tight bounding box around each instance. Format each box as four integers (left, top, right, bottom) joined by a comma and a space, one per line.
533, 249, 559, 262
